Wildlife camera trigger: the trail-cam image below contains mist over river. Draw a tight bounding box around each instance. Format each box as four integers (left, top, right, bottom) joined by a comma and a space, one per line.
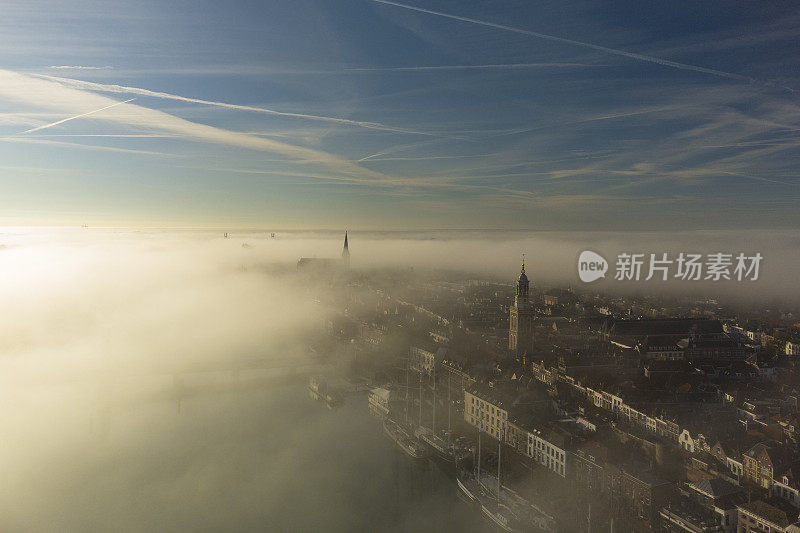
7, 376, 488, 531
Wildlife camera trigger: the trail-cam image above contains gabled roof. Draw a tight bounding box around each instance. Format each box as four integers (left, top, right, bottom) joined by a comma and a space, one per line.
738, 498, 799, 528
746, 442, 794, 471
689, 477, 743, 500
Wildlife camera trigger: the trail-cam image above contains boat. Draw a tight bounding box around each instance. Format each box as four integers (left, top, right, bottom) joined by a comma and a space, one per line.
324, 392, 341, 408
383, 418, 405, 440
308, 376, 341, 408
480, 498, 522, 533
457, 431, 524, 532
415, 426, 472, 464
414, 360, 472, 465
457, 471, 523, 532
397, 436, 430, 459
456, 470, 482, 505
308, 376, 324, 401
383, 418, 430, 460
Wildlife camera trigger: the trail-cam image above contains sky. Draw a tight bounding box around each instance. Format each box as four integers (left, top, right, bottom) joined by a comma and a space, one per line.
1, 0, 800, 229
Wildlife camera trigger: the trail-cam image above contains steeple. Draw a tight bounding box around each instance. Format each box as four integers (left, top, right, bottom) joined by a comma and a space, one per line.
516, 254, 529, 304
341, 231, 350, 268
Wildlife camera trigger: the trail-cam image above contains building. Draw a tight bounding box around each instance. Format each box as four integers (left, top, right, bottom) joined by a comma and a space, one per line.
569, 440, 675, 524
638, 334, 686, 360
772, 468, 800, 509
684, 478, 748, 532
439, 358, 476, 405
660, 504, 725, 532
464, 382, 511, 443
409, 345, 447, 376
599, 318, 724, 349
786, 341, 800, 356
509, 259, 535, 358
524, 424, 576, 478
297, 232, 351, 270
743, 443, 793, 491
571, 441, 610, 496
736, 498, 800, 533
684, 336, 752, 364
615, 466, 675, 524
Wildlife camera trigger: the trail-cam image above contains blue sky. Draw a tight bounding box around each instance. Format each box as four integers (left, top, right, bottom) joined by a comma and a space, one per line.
1, 0, 799, 229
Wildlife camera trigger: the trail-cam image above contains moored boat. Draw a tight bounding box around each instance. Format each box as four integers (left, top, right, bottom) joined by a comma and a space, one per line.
383, 418, 430, 459
415, 426, 472, 464
457, 471, 523, 532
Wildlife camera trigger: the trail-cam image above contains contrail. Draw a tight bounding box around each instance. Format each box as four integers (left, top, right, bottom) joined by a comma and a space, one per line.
368, 0, 792, 90
35, 75, 442, 137
345, 62, 601, 71
20, 98, 135, 134
0, 68, 394, 182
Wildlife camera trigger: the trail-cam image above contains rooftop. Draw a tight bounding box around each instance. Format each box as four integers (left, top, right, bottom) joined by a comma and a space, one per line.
738, 498, 800, 529
689, 477, 743, 501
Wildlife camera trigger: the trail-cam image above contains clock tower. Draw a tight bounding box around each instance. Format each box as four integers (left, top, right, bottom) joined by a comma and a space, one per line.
509, 258, 534, 358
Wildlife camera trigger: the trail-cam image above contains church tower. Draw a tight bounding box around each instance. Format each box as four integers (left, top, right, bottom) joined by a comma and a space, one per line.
509, 257, 534, 358
341, 231, 350, 268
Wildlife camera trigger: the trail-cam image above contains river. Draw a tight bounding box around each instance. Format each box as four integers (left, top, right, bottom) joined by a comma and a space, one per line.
5, 376, 491, 532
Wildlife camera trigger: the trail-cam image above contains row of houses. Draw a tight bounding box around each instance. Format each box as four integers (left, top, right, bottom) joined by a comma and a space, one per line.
531, 359, 687, 446
531, 357, 800, 515
463, 379, 576, 478
461, 369, 800, 531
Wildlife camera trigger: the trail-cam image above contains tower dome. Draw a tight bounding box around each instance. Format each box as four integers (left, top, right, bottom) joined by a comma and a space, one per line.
518, 263, 528, 283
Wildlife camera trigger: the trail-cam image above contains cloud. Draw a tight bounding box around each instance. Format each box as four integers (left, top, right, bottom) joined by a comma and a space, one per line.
0, 228, 797, 530
34, 74, 442, 138
0, 229, 325, 530
20, 134, 180, 138
0, 69, 394, 184
1, 136, 178, 157
47, 65, 113, 70
358, 154, 490, 162
368, 0, 794, 92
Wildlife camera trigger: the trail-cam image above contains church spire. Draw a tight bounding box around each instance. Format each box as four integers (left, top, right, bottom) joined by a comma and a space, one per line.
341, 231, 350, 268
516, 253, 529, 303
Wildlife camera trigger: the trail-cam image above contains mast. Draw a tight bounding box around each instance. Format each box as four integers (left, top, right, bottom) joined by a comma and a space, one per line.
477, 431, 481, 480
497, 432, 502, 503
587, 503, 591, 533
405, 360, 410, 426
431, 364, 436, 434
418, 370, 422, 428
447, 374, 451, 436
